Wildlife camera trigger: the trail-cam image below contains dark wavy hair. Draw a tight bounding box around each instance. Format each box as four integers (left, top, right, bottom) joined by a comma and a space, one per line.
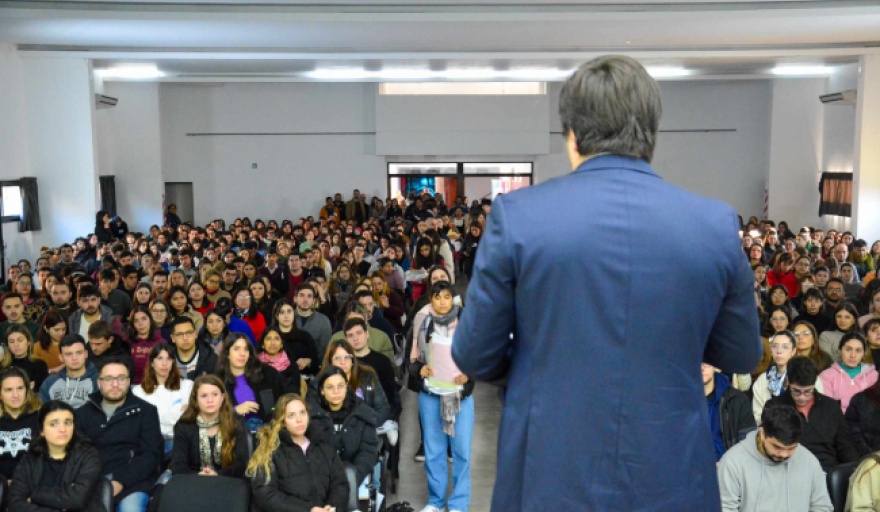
28, 400, 92, 457
217, 333, 265, 392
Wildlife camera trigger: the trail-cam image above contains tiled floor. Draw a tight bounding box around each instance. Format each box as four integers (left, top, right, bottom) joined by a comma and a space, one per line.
388, 382, 501, 512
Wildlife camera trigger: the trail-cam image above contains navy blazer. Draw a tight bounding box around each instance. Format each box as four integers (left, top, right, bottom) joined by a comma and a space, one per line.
452, 155, 762, 511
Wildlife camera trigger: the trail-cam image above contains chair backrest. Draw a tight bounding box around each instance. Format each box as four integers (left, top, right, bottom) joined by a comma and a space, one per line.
0, 477, 7, 511
826, 460, 861, 512
158, 474, 250, 512
99, 478, 114, 512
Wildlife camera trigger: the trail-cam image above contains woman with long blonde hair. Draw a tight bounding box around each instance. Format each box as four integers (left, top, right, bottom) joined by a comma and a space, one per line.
247, 393, 348, 511
169, 374, 249, 477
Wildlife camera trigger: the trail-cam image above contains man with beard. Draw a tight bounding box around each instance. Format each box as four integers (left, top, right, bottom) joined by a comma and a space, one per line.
76, 356, 162, 512
718, 403, 832, 511
67, 285, 125, 343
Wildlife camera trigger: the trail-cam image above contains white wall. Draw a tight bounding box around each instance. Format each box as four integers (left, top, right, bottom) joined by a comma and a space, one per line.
21, 57, 100, 251
95, 81, 165, 233
159, 82, 386, 225
375, 94, 549, 156
767, 77, 826, 229
822, 64, 859, 233
0, 44, 35, 266
537, 80, 772, 219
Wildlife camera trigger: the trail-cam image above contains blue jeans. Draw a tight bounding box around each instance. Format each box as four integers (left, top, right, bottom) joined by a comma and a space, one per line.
418, 392, 474, 512
116, 491, 149, 512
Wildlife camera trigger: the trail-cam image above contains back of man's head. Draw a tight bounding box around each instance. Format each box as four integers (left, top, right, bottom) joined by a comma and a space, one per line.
761, 404, 803, 445
558, 55, 662, 163
786, 356, 819, 387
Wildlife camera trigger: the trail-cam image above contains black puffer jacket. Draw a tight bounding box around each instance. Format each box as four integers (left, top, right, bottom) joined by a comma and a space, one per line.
250, 429, 349, 512
8, 443, 107, 512
308, 394, 378, 484
845, 390, 880, 456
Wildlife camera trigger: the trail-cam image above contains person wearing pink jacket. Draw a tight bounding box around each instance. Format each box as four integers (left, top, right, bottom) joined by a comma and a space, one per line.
820, 332, 879, 413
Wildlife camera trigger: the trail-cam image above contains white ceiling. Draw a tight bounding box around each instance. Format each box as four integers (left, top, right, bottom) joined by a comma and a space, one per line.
1, 0, 878, 80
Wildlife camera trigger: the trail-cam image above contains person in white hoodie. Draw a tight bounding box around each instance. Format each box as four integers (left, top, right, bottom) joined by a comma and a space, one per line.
718, 403, 832, 512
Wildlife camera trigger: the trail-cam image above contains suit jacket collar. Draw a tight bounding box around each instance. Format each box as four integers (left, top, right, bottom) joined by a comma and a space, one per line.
572, 154, 660, 179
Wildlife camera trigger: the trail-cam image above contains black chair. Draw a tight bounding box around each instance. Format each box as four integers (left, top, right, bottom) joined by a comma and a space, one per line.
826, 460, 861, 512
158, 474, 250, 512
0, 476, 7, 511
99, 478, 114, 512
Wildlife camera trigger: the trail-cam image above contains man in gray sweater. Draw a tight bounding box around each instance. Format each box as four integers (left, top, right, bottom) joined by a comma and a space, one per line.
718, 403, 832, 511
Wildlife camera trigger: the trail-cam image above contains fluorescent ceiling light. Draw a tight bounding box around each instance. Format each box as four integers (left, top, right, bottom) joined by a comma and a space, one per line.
307, 67, 575, 81
503, 68, 574, 80
379, 68, 434, 80
645, 67, 691, 78
307, 68, 371, 79
96, 64, 163, 79
771, 65, 833, 76
443, 68, 498, 80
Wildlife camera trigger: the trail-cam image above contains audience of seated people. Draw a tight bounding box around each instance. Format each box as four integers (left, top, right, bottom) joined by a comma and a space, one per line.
4, 198, 880, 510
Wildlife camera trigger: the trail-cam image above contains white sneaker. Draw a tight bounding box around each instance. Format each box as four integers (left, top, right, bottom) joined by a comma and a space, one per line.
419, 506, 443, 512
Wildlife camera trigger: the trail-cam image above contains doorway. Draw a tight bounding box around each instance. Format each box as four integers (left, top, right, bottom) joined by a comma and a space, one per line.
387, 162, 532, 207
164, 182, 194, 224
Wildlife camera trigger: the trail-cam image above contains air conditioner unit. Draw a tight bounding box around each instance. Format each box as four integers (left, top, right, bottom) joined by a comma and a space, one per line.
95, 94, 118, 110
819, 90, 856, 105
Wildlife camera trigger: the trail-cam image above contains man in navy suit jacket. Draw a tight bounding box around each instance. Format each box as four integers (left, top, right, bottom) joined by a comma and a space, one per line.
452, 55, 762, 511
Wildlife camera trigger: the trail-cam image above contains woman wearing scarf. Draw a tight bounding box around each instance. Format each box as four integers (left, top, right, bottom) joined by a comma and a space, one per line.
409, 281, 474, 512
169, 374, 249, 478
751, 330, 824, 423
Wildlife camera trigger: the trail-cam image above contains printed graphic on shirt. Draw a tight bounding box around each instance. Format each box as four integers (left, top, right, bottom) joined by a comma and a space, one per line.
0, 428, 32, 457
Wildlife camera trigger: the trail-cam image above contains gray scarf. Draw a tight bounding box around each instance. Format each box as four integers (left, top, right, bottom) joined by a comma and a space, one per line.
196, 415, 222, 470
433, 305, 460, 326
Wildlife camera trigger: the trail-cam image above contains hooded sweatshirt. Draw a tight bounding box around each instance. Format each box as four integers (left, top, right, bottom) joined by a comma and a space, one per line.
718, 430, 833, 512
38, 363, 99, 409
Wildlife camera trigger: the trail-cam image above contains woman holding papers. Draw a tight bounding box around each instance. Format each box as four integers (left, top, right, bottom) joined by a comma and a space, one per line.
409, 281, 474, 512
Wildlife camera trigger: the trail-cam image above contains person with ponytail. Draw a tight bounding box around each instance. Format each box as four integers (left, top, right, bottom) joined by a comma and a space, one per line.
169, 374, 249, 478
247, 393, 348, 512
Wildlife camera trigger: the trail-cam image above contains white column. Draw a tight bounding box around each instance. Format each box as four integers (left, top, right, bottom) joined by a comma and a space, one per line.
21, 56, 100, 248
853, 55, 880, 243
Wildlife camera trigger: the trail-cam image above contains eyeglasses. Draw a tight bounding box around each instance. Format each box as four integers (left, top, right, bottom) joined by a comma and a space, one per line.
793, 330, 812, 337
173, 330, 196, 338
827, 288, 845, 294
770, 344, 794, 352
99, 375, 130, 384
151, 308, 167, 314
790, 387, 815, 397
